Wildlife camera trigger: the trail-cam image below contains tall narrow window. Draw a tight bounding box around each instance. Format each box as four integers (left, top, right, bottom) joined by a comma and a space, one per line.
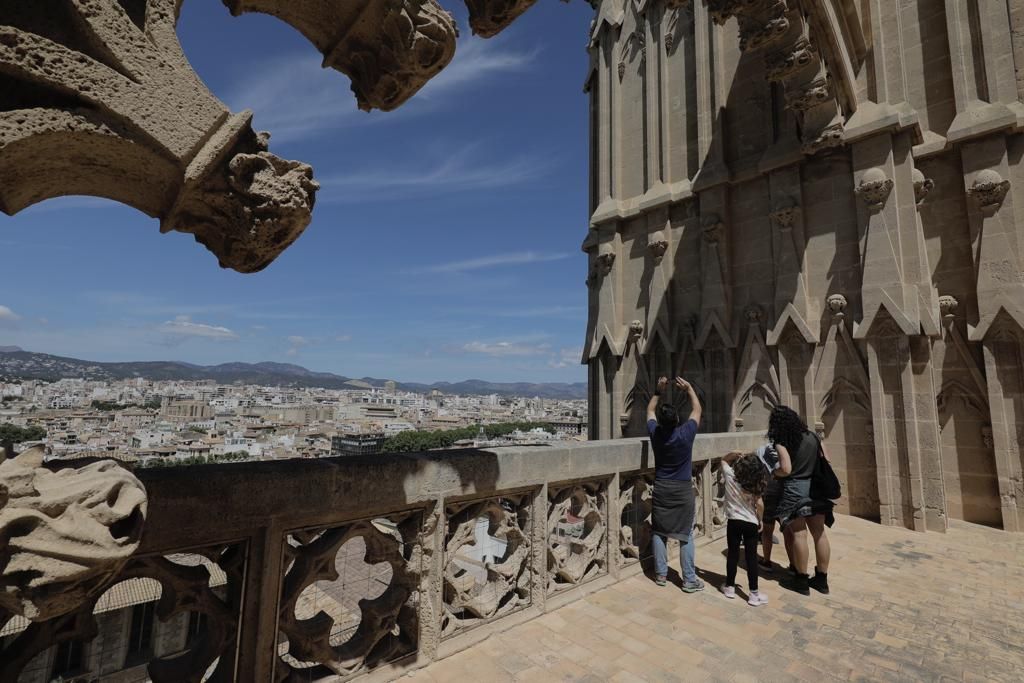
51, 639, 85, 679
186, 611, 206, 644
127, 602, 156, 664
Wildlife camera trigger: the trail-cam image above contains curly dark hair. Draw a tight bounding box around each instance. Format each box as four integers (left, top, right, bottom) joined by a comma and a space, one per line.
656, 403, 679, 429
733, 453, 770, 496
767, 405, 809, 455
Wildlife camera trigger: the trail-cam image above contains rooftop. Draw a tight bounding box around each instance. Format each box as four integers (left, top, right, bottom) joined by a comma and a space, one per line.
409, 516, 1024, 682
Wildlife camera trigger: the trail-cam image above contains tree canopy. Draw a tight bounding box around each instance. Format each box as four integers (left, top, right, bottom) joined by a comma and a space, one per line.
381, 421, 554, 454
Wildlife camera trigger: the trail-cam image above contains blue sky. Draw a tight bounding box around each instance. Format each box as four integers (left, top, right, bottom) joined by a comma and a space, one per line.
0, 2, 594, 383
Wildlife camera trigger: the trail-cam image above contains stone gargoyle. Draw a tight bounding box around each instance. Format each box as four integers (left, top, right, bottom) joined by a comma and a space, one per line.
0, 447, 147, 621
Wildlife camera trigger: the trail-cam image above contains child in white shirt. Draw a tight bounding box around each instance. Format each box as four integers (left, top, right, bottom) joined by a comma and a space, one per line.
720, 452, 770, 605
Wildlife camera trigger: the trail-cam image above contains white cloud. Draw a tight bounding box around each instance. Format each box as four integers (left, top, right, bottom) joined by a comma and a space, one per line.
549, 347, 583, 368
417, 39, 538, 98
417, 252, 570, 275
318, 145, 553, 202
159, 316, 238, 341
460, 341, 552, 357
0, 305, 20, 323
335, 334, 353, 342
287, 335, 310, 347
225, 36, 537, 143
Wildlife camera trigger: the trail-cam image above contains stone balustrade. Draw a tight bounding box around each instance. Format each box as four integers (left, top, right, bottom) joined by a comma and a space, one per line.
0, 432, 764, 682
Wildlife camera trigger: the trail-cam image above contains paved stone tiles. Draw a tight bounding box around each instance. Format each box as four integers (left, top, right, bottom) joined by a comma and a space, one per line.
405, 516, 1024, 681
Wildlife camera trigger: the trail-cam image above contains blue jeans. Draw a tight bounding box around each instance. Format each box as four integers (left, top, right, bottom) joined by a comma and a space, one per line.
652, 528, 697, 584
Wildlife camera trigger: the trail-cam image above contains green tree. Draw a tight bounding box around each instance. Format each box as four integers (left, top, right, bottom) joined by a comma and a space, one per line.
0, 423, 46, 454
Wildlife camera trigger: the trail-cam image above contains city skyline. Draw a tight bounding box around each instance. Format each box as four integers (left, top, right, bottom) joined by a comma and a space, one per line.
0, 2, 593, 384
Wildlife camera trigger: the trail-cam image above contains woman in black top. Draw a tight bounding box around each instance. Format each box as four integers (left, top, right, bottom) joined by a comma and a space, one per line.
769, 406, 833, 596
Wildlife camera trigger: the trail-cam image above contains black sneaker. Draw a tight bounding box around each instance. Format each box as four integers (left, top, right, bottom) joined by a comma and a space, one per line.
757, 559, 774, 574
782, 573, 810, 596
809, 570, 830, 594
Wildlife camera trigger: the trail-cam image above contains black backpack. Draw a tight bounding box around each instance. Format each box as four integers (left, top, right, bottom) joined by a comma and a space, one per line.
809, 434, 842, 501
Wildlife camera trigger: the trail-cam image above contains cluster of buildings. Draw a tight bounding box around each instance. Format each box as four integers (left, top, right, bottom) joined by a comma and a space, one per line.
0, 378, 587, 466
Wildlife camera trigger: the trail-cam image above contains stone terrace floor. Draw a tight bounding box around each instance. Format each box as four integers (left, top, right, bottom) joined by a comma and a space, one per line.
406, 516, 1024, 682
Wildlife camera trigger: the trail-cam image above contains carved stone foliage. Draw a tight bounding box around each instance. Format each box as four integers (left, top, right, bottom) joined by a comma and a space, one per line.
968, 169, 1011, 216
784, 77, 833, 112
770, 202, 799, 229
855, 168, 894, 212
548, 480, 608, 593
0, 447, 147, 621
704, 0, 847, 156
441, 494, 532, 637
619, 473, 654, 563
0, 544, 244, 682
277, 511, 422, 680
765, 37, 817, 80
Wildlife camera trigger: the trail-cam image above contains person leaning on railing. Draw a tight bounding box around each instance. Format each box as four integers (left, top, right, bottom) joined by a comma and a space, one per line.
646, 376, 704, 593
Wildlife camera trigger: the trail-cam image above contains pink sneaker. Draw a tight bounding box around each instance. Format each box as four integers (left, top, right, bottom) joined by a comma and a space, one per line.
722, 585, 736, 599
747, 590, 769, 606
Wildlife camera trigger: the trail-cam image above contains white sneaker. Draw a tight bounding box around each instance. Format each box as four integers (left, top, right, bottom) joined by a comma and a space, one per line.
722, 585, 736, 599
747, 590, 769, 606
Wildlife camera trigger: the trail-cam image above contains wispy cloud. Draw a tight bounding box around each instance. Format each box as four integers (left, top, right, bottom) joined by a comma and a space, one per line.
483, 305, 584, 318
0, 305, 20, 324
159, 316, 238, 342
549, 347, 583, 368
225, 35, 538, 143
335, 334, 353, 342
318, 145, 553, 202
459, 341, 553, 357
415, 251, 570, 275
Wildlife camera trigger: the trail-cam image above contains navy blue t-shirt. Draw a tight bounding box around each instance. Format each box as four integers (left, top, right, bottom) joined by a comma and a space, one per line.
647, 418, 698, 481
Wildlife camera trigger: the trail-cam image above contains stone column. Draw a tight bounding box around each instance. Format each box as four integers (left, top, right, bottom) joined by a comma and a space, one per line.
852, 133, 946, 531
961, 136, 1024, 531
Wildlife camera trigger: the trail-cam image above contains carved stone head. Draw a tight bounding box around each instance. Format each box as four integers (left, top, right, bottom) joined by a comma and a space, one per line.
629, 320, 644, 341
855, 168, 894, 212
968, 169, 1010, 217
912, 168, 935, 207
744, 304, 763, 324
826, 293, 848, 319
701, 215, 723, 244
647, 231, 669, 262
0, 448, 147, 620
596, 248, 616, 276
938, 295, 959, 321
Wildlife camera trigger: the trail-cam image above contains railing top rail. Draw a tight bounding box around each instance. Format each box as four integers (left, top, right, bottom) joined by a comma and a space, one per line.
137, 432, 766, 552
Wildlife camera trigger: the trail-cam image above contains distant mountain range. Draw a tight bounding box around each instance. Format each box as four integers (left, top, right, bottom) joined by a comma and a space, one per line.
0, 348, 587, 399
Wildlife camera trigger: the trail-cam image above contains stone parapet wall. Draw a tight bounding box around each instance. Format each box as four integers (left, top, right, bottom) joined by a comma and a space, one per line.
0, 433, 764, 681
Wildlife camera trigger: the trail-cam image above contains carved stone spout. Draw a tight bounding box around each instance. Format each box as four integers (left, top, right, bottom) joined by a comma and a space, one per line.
0, 447, 147, 621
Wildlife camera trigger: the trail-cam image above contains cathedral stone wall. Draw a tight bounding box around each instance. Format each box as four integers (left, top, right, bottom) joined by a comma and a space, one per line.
583, 0, 1024, 532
